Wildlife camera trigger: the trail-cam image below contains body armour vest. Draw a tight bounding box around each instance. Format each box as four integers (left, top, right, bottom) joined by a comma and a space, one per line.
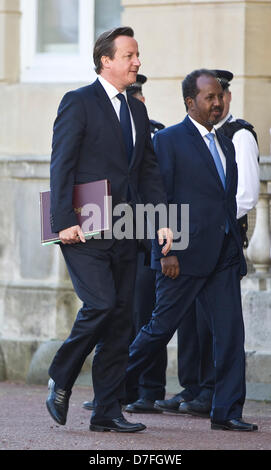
218, 117, 258, 145
217, 116, 259, 248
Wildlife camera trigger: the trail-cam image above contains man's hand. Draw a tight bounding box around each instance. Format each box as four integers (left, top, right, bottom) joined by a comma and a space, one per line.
160, 255, 180, 279
157, 227, 173, 256
59, 225, 86, 244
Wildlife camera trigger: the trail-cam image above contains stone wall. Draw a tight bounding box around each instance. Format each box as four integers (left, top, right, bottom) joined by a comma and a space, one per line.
0, 156, 83, 383
122, 0, 271, 156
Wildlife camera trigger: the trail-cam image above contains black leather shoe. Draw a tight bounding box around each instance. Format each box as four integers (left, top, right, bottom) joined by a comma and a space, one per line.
46, 378, 71, 425
179, 398, 211, 418
154, 392, 186, 413
211, 418, 258, 432
90, 415, 146, 433
83, 400, 94, 411
125, 398, 162, 414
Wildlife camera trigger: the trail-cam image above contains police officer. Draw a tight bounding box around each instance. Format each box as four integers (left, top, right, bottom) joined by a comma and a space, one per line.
125, 74, 167, 413
214, 69, 260, 247
126, 74, 165, 136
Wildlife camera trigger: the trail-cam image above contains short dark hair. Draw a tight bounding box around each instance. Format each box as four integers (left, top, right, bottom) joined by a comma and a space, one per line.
182, 69, 217, 111
93, 26, 134, 74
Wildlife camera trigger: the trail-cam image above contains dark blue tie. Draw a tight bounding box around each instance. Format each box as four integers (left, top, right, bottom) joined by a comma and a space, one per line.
116, 93, 133, 165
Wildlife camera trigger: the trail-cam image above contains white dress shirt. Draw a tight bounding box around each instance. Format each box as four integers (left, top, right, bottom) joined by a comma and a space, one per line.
188, 115, 226, 174
98, 75, 136, 145
215, 113, 260, 219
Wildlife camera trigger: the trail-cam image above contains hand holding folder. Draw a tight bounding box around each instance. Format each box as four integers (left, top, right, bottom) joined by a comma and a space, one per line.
40, 179, 111, 246
58, 224, 86, 244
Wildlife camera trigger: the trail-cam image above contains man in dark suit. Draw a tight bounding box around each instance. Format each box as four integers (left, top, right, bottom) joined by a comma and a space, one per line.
82, 73, 167, 414
46, 26, 172, 433
155, 69, 260, 419
82, 74, 167, 414
125, 69, 258, 431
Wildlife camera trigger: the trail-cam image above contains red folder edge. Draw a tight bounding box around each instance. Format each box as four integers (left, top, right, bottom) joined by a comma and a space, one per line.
40, 179, 111, 246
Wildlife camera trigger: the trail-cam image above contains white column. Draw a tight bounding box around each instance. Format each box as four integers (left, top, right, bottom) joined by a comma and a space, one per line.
247, 181, 271, 273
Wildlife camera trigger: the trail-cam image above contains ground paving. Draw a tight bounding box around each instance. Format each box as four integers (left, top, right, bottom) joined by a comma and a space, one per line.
1, 381, 271, 454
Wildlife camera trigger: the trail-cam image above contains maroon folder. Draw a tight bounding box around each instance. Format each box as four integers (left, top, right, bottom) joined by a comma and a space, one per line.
40, 179, 111, 245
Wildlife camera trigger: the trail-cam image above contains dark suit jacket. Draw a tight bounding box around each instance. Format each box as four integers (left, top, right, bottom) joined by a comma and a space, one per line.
50, 78, 167, 247
151, 115, 247, 277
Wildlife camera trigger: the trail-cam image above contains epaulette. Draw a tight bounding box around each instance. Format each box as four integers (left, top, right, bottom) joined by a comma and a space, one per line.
150, 120, 165, 134
218, 119, 258, 144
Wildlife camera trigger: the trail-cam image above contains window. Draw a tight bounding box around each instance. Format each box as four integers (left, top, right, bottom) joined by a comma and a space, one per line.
94, 0, 123, 40
20, 0, 122, 83
36, 0, 79, 54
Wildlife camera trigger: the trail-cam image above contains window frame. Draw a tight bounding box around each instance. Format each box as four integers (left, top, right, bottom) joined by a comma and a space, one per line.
20, 0, 97, 83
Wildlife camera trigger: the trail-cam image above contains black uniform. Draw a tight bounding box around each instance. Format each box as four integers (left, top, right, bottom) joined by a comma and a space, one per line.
218, 116, 259, 248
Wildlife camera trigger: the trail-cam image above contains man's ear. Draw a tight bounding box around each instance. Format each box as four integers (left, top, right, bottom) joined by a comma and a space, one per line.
185, 96, 193, 111
101, 55, 111, 70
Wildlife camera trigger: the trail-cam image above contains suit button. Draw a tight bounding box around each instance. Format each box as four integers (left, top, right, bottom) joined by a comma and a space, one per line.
220, 224, 225, 231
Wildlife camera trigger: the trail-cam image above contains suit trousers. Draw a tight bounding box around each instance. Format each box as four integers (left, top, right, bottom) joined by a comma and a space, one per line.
132, 251, 167, 401
177, 300, 215, 400
132, 253, 209, 403
48, 238, 137, 419
132, 257, 213, 402
126, 232, 246, 422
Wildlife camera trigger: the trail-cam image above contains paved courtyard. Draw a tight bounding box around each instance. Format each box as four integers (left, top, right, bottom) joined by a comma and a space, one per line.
1, 381, 271, 453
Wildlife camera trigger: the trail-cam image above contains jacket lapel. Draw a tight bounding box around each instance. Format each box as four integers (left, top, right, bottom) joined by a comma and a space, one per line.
184, 116, 225, 190
216, 130, 233, 193
93, 80, 144, 169
127, 94, 145, 169
93, 79, 127, 165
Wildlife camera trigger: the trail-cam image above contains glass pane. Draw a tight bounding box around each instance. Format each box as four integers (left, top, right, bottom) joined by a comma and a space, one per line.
95, 0, 123, 40
37, 0, 79, 54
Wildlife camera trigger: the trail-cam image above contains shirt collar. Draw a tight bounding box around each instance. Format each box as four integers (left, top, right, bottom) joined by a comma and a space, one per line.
188, 115, 215, 138
98, 75, 128, 101
214, 112, 232, 130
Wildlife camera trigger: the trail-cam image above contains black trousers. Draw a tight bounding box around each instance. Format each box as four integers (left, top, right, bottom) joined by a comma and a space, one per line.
132, 251, 167, 401
48, 238, 137, 419
133, 253, 214, 403
177, 300, 215, 400
126, 233, 246, 422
